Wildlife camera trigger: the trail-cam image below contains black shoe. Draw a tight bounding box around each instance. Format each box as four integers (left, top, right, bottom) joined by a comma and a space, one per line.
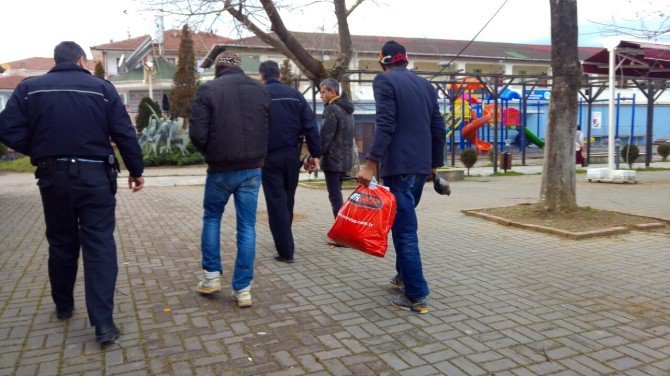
274, 255, 295, 264
56, 307, 73, 320
95, 323, 120, 345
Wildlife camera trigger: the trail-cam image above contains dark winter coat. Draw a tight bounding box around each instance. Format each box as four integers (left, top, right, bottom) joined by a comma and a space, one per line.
189, 66, 271, 172
366, 66, 445, 177
319, 93, 355, 172
0, 63, 144, 177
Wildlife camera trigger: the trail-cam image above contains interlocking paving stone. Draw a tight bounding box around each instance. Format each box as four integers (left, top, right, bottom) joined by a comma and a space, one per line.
1, 170, 669, 374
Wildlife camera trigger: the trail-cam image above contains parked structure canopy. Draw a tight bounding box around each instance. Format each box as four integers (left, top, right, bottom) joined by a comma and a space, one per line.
582, 40, 669, 175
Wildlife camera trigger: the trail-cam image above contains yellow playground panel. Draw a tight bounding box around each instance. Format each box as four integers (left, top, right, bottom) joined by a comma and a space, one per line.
444, 99, 472, 138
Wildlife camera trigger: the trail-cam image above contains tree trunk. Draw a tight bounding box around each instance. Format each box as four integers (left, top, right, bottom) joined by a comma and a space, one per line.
539, 0, 582, 211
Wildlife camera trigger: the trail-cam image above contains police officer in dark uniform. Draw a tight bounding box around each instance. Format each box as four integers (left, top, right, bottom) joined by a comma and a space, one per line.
258, 60, 321, 263
0, 41, 144, 345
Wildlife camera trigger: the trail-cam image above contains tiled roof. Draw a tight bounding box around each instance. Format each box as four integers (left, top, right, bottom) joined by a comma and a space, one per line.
1, 57, 54, 71
0, 75, 29, 90
0, 57, 97, 72
91, 29, 232, 55
229, 32, 602, 62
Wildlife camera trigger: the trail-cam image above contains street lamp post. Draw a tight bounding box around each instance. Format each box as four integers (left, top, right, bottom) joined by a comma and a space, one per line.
144, 59, 156, 100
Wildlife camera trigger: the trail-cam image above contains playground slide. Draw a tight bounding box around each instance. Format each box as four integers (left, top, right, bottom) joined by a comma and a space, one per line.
461, 114, 492, 153
523, 127, 545, 148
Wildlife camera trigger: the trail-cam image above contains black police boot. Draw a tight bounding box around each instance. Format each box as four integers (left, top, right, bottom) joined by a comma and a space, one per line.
56, 307, 73, 320
274, 254, 295, 263
95, 323, 120, 345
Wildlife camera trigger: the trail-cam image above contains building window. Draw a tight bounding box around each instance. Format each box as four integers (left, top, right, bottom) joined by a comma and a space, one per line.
116, 58, 126, 74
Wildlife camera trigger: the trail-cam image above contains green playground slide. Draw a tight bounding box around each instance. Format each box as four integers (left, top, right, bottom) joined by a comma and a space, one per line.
522, 127, 545, 148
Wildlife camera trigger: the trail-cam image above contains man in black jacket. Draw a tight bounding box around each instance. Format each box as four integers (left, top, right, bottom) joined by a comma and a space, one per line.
0, 41, 144, 345
319, 78, 355, 218
258, 60, 321, 263
189, 51, 271, 308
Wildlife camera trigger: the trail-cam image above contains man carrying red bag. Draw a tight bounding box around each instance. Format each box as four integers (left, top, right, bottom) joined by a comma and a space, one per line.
356, 41, 446, 314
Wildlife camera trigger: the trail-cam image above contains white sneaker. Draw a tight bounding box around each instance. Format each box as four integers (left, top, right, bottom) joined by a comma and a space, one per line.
231, 286, 252, 308
196, 272, 221, 294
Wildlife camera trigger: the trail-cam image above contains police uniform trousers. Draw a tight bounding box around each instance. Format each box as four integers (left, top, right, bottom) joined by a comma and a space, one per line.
37, 163, 117, 327
261, 149, 301, 260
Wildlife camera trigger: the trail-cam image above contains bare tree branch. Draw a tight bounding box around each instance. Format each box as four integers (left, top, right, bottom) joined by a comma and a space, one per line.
147, 0, 361, 81
346, 0, 365, 17
258, 0, 324, 80
333, 0, 353, 78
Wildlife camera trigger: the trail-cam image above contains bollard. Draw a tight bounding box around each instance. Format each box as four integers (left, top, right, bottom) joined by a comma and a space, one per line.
499, 152, 512, 172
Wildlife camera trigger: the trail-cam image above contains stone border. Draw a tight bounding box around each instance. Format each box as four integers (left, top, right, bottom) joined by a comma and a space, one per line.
461, 209, 668, 240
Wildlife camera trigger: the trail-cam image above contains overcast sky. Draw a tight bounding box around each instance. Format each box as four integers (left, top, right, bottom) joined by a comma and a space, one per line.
2, 0, 669, 64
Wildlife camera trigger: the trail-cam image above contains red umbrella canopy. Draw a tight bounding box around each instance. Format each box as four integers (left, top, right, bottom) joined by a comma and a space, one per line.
582, 40, 670, 79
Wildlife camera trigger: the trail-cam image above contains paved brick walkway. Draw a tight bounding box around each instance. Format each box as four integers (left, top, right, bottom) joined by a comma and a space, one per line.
1, 170, 669, 375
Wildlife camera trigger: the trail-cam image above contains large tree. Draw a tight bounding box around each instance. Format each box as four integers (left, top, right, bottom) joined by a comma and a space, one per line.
539, 0, 582, 211
170, 24, 199, 123
153, 0, 367, 82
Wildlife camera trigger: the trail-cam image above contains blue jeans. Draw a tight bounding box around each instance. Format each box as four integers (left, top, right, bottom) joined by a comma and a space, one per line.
385, 174, 429, 300
201, 169, 261, 291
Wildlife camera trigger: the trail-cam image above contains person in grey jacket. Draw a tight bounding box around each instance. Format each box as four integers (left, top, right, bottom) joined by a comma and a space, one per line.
319, 78, 355, 218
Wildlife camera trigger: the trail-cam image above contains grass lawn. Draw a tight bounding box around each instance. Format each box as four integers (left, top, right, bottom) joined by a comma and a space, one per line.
0, 157, 33, 173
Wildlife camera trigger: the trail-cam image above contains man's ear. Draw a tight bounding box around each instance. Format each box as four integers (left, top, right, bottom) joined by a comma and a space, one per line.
77, 56, 86, 69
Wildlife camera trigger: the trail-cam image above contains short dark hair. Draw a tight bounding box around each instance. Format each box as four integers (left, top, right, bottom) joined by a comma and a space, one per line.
54, 41, 87, 64
259, 60, 280, 80
320, 78, 340, 94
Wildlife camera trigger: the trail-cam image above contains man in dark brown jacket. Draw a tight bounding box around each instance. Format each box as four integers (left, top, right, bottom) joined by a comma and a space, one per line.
319, 78, 356, 218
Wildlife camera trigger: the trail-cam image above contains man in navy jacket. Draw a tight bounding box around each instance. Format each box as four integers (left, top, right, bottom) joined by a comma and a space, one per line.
357, 41, 445, 314
258, 60, 321, 263
0, 41, 144, 344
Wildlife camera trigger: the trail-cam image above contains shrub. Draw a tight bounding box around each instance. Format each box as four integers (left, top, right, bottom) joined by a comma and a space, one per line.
94, 61, 105, 78
0, 143, 7, 158
135, 97, 161, 134
460, 148, 478, 175
620, 144, 640, 169
658, 143, 670, 161
143, 142, 204, 167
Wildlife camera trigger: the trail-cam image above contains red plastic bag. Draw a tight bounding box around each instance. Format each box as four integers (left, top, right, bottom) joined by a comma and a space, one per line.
327, 183, 397, 257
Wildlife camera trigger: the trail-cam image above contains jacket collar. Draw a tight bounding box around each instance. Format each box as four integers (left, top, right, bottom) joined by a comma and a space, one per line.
215, 66, 245, 78
386, 66, 408, 73
264, 78, 283, 85
48, 63, 91, 74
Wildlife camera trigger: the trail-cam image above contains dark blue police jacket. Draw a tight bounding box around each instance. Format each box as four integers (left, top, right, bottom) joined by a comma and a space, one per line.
366, 66, 445, 178
0, 63, 143, 177
264, 79, 321, 158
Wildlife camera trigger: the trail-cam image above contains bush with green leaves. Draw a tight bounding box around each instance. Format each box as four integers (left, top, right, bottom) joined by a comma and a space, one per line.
143, 142, 204, 167
620, 143, 640, 169
460, 148, 478, 175
658, 143, 670, 161
0, 143, 7, 158
135, 97, 161, 134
